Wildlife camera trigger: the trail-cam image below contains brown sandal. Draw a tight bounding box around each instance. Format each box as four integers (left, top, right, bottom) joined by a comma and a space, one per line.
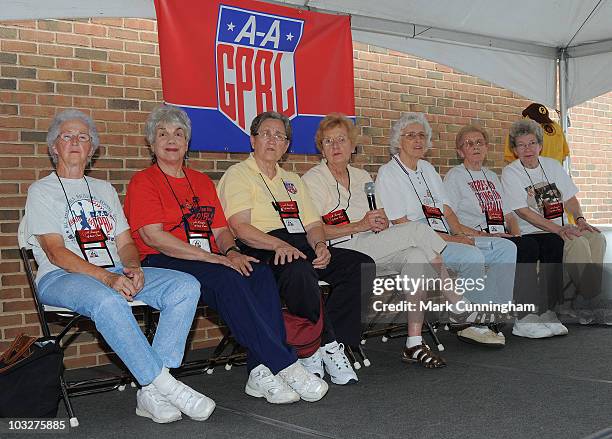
401, 343, 446, 368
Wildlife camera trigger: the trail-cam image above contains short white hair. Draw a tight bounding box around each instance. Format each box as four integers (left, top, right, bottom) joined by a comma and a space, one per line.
46, 109, 100, 165
389, 112, 432, 155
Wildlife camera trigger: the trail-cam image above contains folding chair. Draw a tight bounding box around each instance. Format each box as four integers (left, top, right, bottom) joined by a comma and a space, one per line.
18, 219, 154, 428
357, 270, 445, 352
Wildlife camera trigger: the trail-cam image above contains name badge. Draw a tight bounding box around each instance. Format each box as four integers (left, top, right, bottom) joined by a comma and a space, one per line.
322, 209, 352, 246
186, 216, 212, 253
543, 200, 563, 220
275, 200, 306, 234
76, 228, 115, 267
485, 208, 506, 234
422, 204, 449, 234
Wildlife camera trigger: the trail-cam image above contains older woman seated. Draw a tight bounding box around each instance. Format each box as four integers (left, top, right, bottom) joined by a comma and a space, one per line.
376, 113, 518, 347
217, 111, 375, 385
302, 113, 468, 368
24, 109, 212, 424
444, 124, 566, 338
501, 119, 607, 324
124, 105, 327, 404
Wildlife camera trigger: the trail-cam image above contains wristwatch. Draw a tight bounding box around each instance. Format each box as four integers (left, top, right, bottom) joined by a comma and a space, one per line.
224, 245, 241, 256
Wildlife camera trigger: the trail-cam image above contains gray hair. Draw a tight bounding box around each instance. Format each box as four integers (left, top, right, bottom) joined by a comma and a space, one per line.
250, 111, 292, 141
46, 109, 100, 165
145, 104, 192, 146
508, 119, 543, 149
389, 112, 432, 155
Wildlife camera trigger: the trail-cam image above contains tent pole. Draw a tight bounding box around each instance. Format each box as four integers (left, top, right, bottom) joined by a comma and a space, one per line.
558, 48, 570, 171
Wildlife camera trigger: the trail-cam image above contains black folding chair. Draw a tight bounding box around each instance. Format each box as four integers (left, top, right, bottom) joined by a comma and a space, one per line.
18, 219, 154, 428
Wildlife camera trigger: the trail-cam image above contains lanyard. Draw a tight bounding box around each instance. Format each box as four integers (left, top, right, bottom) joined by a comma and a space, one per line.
326, 165, 351, 215
55, 172, 96, 235
521, 159, 564, 225
259, 173, 294, 205
392, 156, 436, 207
157, 164, 201, 231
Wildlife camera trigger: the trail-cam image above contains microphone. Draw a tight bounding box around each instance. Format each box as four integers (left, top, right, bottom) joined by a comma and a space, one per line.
364, 182, 377, 210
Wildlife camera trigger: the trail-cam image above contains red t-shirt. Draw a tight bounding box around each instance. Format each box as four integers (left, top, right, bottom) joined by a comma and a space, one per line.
124, 165, 228, 259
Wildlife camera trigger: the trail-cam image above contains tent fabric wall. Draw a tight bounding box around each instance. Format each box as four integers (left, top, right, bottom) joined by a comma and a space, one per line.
1, 0, 612, 109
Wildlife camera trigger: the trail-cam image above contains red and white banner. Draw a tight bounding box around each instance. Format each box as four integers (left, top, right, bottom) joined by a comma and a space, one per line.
154, 0, 355, 153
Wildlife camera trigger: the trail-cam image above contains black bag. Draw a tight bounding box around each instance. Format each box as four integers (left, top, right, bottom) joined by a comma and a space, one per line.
0, 334, 64, 418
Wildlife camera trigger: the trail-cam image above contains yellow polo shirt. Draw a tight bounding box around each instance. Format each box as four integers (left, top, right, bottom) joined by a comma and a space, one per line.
218, 154, 320, 233
504, 120, 569, 163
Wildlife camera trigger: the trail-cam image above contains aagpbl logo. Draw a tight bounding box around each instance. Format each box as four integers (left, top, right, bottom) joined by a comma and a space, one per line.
66, 198, 115, 239
215, 5, 304, 132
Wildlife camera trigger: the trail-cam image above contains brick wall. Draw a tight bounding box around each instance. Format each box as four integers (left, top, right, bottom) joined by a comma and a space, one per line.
0, 18, 610, 368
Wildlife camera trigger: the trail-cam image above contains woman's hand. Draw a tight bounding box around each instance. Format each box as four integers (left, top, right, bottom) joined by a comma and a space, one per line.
103, 272, 138, 301
200, 252, 242, 273
312, 242, 331, 269
226, 251, 260, 276
557, 224, 582, 240
576, 217, 600, 233
443, 233, 475, 246
273, 243, 307, 265
123, 266, 145, 292
357, 209, 389, 233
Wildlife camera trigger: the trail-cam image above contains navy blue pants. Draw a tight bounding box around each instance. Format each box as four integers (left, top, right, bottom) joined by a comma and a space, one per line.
239, 229, 376, 348
142, 254, 296, 374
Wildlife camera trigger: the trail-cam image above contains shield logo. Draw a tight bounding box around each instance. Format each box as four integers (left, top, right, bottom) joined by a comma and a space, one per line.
284, 181, 298, 194
215, 5, 304, 133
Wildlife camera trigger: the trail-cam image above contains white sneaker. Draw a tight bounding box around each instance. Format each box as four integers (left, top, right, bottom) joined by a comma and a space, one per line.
152, 368, 215, 421
278, 361, 328, 402
298, 349, 324, 378
539, 310, 569, 336
320, 341, 358, 385
512, 314, 554, 339
457, 326, 505, 347
245, 364, 299, 404
136, 386, 182, 424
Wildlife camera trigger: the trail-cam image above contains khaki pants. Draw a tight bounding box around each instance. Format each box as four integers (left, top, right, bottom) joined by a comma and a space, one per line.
563, 230, 607, 298
335, 221, 446, 279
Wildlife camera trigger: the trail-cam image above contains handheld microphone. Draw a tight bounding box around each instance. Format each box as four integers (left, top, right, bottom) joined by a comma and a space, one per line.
364, 182, 377, 210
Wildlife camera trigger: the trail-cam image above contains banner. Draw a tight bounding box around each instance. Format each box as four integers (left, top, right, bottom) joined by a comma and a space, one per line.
154, 0, 355, 154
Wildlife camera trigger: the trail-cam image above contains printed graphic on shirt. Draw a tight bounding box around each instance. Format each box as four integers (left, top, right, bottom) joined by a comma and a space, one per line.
525, 182, 562, 215
64, 196, 116, 242
468, 179, 503, 215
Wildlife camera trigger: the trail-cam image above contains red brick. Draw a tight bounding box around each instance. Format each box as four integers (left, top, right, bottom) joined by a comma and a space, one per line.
1, 40, 37, 53
56, 32, 90, 47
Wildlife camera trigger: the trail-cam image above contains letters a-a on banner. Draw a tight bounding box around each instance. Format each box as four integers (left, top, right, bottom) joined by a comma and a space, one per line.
154, 0, 355, 153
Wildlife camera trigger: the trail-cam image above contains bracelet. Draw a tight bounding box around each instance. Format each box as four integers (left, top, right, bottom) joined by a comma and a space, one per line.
575, 216, 585, 222
314, 240, 327, 249
224, 245, 241, 256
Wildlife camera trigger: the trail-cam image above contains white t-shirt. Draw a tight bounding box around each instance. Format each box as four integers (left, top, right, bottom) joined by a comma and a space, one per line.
501, 157, 578, 235
302, 161, 375, 221
24, 173, 130, 282
376, 156, 449, 224
443, 164, 510, 231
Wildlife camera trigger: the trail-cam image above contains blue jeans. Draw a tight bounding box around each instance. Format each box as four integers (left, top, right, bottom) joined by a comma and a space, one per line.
38, 266, 201, 385
441, 237, 517, 304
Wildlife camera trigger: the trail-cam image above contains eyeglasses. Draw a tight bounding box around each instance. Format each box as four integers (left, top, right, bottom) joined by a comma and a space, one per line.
58, 132, 91, 143
256, 130, 288, 142
400, 132, 426, 141
461, 139, 486, 149
515, 140, 539, 150
321, 136, 347, 147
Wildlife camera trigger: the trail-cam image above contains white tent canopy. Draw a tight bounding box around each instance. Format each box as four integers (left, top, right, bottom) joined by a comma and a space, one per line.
4, 0, 612, 121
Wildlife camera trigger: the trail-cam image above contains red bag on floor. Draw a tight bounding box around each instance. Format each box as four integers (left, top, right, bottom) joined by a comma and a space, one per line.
282, 299, 324, 358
